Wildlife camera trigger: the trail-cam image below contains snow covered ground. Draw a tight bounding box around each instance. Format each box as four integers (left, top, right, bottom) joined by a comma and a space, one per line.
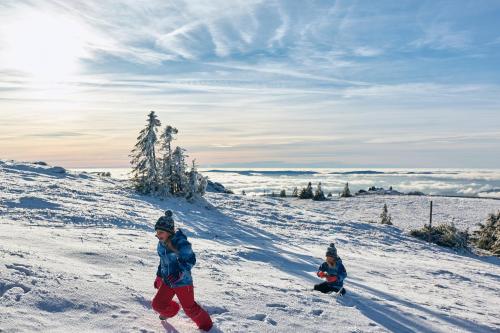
1, 160, 499, 332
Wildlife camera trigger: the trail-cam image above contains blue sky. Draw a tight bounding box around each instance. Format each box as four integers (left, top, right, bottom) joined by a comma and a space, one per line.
0, 0, 499, 168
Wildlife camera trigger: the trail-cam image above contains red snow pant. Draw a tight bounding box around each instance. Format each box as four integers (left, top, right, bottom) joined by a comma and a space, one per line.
152, 283, 213, 331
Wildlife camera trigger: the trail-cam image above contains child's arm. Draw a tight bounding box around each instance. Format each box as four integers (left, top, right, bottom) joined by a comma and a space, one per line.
316, 262, 328, 278
175, 238, 196, 271
337, 262, 347, 282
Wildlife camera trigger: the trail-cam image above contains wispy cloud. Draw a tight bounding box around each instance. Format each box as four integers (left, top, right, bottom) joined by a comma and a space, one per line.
0, 0, 500, 167
410, 22, 471, 50
27, 131, 88, 138
364, 132, 500, 145
352, 47, 383, 57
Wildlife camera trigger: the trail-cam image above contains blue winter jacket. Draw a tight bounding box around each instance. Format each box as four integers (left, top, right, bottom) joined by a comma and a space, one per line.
318, 258, 347, 288
156, 229, 196, 288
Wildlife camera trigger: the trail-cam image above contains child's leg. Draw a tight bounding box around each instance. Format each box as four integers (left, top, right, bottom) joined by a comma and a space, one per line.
314, 282, 339, 294
174, 285, 213, 331
151, 283, 180, 318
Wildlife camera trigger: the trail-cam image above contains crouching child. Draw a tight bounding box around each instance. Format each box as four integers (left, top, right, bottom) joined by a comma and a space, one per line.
314, 243, 347, 295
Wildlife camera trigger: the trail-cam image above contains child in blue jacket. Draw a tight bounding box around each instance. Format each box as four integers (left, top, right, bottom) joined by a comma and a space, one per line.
151, 210, 213, 331
314, 243, 347, 295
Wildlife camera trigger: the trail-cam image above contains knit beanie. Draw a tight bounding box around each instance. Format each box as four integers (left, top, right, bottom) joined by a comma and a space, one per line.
155, 210, 175, 233
326, 243, 338, 258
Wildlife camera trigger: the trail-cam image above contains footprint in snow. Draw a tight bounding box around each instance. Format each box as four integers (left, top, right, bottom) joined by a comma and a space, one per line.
0, 281, 31, 298
247, 314, 277, 326
5, 263, 35, 276
266, 303, 287, 308
205, 305, 229, 315
310, 309, 323, 316
247, 313, 266, 321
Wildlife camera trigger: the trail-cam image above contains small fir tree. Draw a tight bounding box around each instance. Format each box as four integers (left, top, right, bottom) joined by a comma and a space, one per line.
198, 173, 208, 196
186, 160, 200, 200
171, 146, 188, 195
130, 111, 161, 194
341, 182, 352, 198
299, 182, 314, 199
158, 125, 178, 195
313, 182, 326, 201
380, 203, 393, 225
472, 211, 500, 256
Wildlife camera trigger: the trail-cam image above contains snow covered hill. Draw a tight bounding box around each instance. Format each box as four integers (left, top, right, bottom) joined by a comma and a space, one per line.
1, 160, 499, 332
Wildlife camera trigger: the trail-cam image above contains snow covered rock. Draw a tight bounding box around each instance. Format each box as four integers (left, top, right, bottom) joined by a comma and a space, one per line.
206, 180, 233, 194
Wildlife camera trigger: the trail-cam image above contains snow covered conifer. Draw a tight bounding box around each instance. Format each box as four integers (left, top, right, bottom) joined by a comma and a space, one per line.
341, 182, 352, 198
299, 182, 314, 199
313, 182, 326, 201
292, 187, 298, 197
186, 159, 201, 200
130, 111, 161, 194
171, 146, 188, 195
472, 211, 500, 255
380, 203, 393, 225
198, 173, 208, 196
280, 189, 286, 197
158, 125, 178, 195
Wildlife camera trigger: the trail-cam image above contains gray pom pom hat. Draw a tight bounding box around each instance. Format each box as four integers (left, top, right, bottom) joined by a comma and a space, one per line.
326, 243, 338, 258
155, 210, 175, 233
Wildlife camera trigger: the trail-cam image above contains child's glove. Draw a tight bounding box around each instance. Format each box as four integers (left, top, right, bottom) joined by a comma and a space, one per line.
317, 271, 327, 278
154, 276, 163, 289
326, 276, 338, 283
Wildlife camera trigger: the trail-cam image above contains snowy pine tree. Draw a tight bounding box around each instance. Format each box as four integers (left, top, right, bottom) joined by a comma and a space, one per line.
341, 182, 352, 198
313, 182, 326, 201
186, 159, 200, 200
157, 125, 178, 195
299, 182, 314, 199
198, 173, 208, 196
380, 203, 393, 225
171, 146, 188, 195
130, 113, 207, 199
472, 211, 500, 256
292, 187, 298, 197
130, 111, 161, 194
280, 189, 287, 198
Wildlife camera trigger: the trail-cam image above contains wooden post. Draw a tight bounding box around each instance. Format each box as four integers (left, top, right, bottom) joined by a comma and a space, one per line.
428, 201, 433, 243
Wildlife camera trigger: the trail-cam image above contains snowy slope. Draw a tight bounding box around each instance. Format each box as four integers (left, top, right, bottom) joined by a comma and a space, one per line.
307, 194, 500, 232
1, 160, 499, 332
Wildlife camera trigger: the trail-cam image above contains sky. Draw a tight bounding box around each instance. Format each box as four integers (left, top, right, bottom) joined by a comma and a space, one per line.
0, 0, 499, 168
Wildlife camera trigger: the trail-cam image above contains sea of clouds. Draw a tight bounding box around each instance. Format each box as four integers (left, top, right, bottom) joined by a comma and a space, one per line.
74, 168, 500, 199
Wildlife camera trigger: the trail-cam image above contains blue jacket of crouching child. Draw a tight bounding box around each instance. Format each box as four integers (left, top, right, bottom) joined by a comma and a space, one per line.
156, 229, 196, 288
318, 258, 347, 288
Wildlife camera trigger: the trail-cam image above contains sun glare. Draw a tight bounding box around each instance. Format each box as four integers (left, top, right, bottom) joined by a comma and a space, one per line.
3, 11, 87, 82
